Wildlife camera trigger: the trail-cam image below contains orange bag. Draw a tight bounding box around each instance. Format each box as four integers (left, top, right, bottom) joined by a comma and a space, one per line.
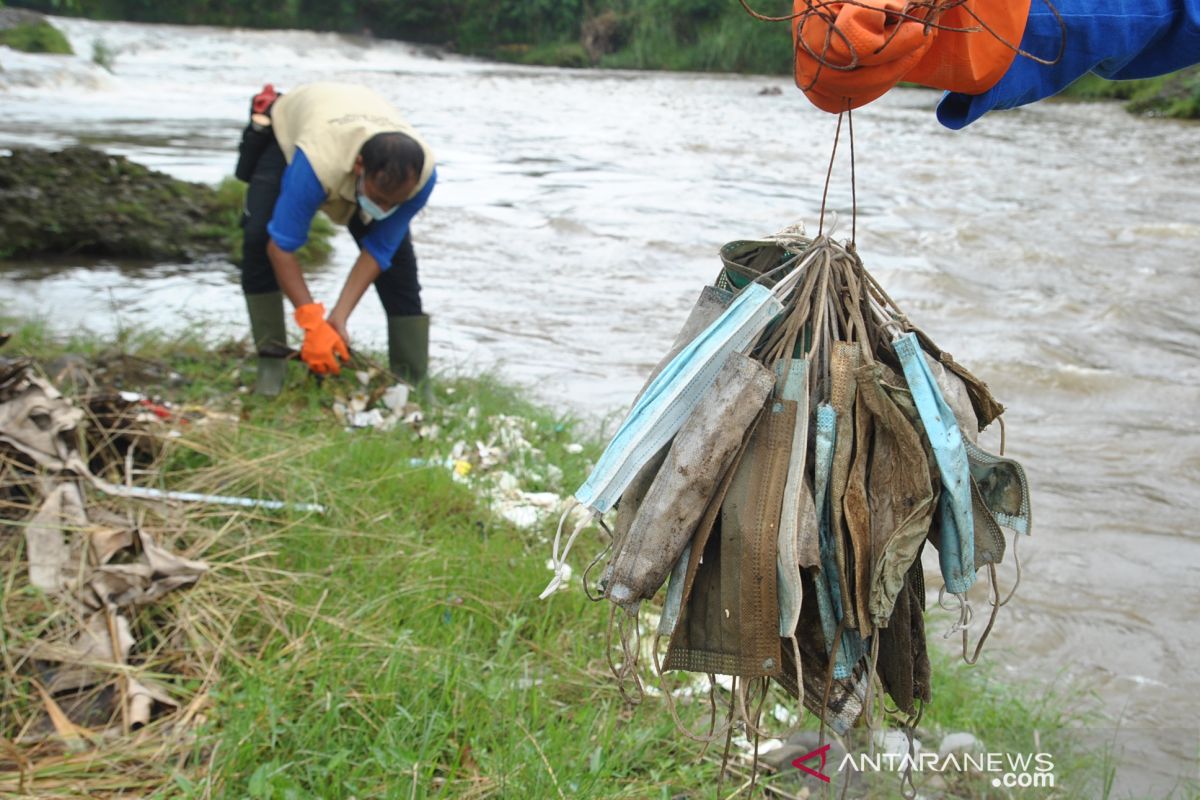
791, 0, 1032, 113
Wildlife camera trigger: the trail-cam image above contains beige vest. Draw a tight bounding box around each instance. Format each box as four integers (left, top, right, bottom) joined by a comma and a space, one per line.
271, 82, 435, 225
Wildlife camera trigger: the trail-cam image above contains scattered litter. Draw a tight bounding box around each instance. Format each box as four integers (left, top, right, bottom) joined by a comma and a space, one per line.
332, 381, 424, 433
1, 358, 213, 745
730, 734, 785, 757
382, 383, 409, 411
90, 479, 326, 514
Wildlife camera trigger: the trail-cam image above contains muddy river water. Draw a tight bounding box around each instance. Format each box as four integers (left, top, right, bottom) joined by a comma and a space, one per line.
2, 16, 1198, 794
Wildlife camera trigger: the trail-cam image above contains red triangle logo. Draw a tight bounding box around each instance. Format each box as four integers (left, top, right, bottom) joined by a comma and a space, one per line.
791, 743, 832, 783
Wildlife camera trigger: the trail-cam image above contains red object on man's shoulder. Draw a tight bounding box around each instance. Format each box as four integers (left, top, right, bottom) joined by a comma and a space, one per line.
252, 83, 279, 114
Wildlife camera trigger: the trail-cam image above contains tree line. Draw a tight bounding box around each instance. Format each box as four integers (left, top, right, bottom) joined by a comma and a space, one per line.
8, 0, 797, 74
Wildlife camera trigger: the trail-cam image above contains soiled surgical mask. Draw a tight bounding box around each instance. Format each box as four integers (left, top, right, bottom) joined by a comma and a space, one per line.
357, 176, 398, 221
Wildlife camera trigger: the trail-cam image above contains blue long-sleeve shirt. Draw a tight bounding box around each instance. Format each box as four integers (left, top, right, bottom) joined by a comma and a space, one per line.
938, 0, 1200, 129
267, 147, 436, 268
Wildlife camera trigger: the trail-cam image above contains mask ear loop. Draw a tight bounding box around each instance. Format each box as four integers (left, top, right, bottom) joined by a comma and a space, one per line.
860, 634, 882, 739
734, 667, 806, 742
716, 677, 739, 800
581, 540, 612, 602
749, 678, 769, 798
817, 619, 846, 787
937, 588, 974, 640
649, 633, 735, 744
538, 500, 591, 599
995, 532, 1022, 607
897, 698, 924, 800
961, 563, 1003, 665
606, 603, 645, 706
991, 415, 1024, 604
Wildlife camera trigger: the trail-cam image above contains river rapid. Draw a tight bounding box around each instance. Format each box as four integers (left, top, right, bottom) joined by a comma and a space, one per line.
2, 17, 1198, 794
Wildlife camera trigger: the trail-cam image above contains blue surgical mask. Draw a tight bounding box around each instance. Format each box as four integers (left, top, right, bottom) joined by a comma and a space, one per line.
893, 332, 976, 595
574, 283, 783, 514
540, 283, 782, 601
357, 176, 397, 221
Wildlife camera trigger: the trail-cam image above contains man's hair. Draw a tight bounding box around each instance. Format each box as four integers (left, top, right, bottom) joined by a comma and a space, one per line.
361, 132, 424, 193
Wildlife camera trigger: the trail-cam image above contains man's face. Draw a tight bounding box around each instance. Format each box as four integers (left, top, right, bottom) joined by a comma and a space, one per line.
354, 156, 417, 214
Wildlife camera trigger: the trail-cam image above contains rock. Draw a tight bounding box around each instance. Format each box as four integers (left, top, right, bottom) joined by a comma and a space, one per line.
938, 731, 983, 757
0, 8, 47, 31
0, 147, 230, 261
875, 728, 923, 757
0, 11, 72, 55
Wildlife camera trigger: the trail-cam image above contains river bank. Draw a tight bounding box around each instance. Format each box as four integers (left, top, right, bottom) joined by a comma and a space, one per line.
0, 316, 1128, 798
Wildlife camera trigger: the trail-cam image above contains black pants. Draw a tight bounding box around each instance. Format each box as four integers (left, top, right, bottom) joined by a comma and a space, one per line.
240, 139, 422, 317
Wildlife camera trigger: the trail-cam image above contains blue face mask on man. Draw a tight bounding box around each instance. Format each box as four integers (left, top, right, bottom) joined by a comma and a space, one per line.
357, 176, 398, 221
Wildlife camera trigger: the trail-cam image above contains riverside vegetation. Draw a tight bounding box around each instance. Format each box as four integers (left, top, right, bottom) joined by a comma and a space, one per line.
0, 315, 1178, 799
6, 0, 1200, 119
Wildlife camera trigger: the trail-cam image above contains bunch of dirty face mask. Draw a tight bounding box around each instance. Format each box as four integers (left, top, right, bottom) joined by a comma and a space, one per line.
540, 225, 1031, 753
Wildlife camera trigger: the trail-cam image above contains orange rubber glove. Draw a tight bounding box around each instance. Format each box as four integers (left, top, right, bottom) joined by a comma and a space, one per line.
294, 302, 349, 376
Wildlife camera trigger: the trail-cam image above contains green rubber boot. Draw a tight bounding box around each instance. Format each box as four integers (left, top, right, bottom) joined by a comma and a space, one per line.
387, 313, 432, 404
244, 290, 288, 397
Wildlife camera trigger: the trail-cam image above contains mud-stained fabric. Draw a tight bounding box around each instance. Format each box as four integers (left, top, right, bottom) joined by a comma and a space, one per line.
970, 477, 1007, 569
635, 286, 736, 402
613, 285, 736, 550
856, 362, 936, 627
844, 383, 874, 637
657, 541, 691, 637
911, 327, 1005, 429
773, 571, 868, 734
876, 550, 932, 715
923, 351, 979, 442
663, 423, 753, 673
829, 341, 861, 630
606, 353, 774, 608
811, 403, 864, 679
966, 438, 1032, 537
664, 398, 794, 678
795, 476, 821, 569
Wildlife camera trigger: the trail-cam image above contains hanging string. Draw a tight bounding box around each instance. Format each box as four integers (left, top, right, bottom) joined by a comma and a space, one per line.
818, 111, 843, 236
848, 106, 857, 246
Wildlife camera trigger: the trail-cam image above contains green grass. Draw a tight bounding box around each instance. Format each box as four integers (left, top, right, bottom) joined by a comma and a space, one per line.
1059, 67, 1200, 120
0, 20, 73, 55
0, 316, 1148, 799
493, 41, 591, 69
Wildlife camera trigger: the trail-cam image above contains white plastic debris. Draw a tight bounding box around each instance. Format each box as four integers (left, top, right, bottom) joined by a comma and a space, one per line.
382, 383, 410, 411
